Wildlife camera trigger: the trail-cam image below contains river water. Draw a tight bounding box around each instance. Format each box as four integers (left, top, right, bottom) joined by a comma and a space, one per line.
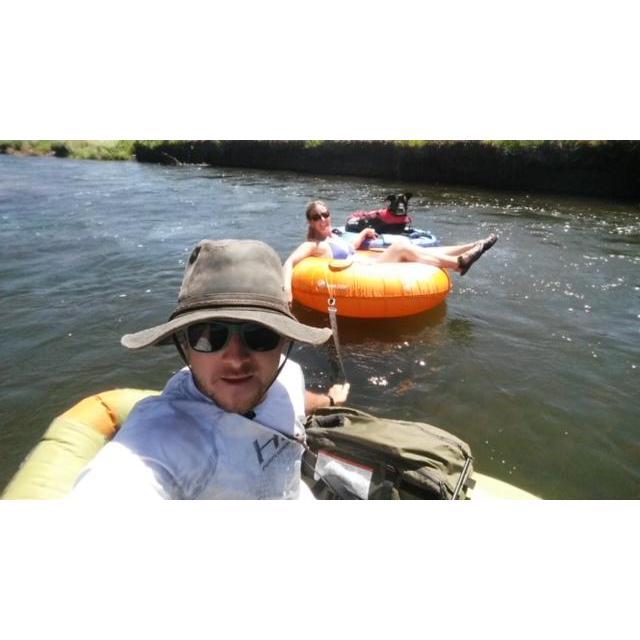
1, 154, 638, 498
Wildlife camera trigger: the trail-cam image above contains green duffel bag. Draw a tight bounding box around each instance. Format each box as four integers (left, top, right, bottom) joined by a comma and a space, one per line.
302, 407, 474, 500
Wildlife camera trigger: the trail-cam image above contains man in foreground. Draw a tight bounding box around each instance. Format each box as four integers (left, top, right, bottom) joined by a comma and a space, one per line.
71, 239, 349, 499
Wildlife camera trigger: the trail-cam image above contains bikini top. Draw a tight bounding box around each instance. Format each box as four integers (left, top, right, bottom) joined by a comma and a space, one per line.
327, 235, 355, 260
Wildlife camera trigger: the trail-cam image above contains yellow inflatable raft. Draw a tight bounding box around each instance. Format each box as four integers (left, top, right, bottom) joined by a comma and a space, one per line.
292, 251, 452, 318
1, 389, 538, 500
1, 389, 159, 499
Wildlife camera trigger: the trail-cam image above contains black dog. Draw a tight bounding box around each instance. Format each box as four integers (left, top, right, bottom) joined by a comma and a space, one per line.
345, 193, 413, 234
385, 193, 412, 217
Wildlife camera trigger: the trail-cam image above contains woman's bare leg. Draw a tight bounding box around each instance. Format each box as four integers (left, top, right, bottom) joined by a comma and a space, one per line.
427, 242, 478, 257
384, 236, 477, 255
375, 243, 461, 270
375, 234, 498, 273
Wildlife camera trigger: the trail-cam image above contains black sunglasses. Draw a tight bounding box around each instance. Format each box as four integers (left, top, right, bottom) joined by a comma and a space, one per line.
186, 322, 282, 353
309, 211, 331, 221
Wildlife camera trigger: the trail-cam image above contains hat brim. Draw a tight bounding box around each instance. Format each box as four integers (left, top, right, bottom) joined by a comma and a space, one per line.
121, 307, 332, 350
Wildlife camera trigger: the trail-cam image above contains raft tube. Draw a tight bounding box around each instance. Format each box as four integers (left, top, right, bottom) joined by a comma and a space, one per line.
1, 389, 539, 500
334, 226, 439, 249
1, 389, 159, 499
292, 251, 452, 318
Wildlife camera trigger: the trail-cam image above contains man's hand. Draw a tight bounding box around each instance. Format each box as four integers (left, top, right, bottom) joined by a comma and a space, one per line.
304, 383, 351, 414
327, 383, 351, 406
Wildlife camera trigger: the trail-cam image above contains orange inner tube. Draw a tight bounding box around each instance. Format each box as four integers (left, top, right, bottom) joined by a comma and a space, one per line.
292, 251, 452, 318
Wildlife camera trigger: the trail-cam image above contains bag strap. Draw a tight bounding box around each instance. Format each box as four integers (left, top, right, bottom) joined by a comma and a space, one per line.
451, 456, 474, 500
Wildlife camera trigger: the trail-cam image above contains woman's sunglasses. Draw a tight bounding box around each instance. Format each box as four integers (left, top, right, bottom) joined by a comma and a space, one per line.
186, 322, 282, 353
309, 211, 331, 221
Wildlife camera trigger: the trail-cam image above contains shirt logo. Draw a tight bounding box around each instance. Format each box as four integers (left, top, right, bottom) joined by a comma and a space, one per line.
253, 434, 292, 469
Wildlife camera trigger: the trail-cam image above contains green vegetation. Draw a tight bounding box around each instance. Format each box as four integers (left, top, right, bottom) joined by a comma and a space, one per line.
0, 139, 614, 159
132, 140, 640, 200
0, 140, 135, 160
2, 140, 638, 200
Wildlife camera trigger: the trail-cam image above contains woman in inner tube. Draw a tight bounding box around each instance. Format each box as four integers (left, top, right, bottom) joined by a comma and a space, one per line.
283, 200, 498, 303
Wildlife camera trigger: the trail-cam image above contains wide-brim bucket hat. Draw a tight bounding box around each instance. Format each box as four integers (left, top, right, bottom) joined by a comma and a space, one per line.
121, 239, 331, 349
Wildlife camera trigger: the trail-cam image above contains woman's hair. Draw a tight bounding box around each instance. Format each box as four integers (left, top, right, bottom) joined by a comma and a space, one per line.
305, 200, 327, 219
305, 200, 329, 241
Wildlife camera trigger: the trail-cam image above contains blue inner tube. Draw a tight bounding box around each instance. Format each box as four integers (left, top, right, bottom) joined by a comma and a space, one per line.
334, 226, 439, 249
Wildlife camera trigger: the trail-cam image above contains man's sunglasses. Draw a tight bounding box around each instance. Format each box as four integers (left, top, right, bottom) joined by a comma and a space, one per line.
309, 211, 331, 221
186, 322, 282, 353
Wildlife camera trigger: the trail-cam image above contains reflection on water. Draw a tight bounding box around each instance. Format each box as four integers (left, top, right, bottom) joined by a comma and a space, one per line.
291, 302, 448, 344
0, 155, 639, 498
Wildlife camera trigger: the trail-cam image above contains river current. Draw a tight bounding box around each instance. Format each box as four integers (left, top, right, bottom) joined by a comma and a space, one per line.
1, 155, 638, 498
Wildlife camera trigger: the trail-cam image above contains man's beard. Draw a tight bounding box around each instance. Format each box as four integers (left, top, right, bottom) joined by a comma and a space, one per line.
191, 369, 269, 414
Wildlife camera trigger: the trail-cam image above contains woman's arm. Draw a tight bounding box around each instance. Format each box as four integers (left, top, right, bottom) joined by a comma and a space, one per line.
351, 227, 378, 250
283, 242, 318, 304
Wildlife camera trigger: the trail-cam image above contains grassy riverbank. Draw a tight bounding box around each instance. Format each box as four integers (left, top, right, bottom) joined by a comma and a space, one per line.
0, 140, 135, 160
3, 140, 638, 200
